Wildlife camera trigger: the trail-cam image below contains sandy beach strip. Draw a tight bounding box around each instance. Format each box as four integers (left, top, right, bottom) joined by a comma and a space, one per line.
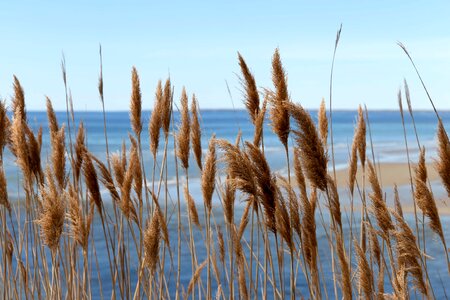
333, 162, 450, 214
334, 162, 439, 188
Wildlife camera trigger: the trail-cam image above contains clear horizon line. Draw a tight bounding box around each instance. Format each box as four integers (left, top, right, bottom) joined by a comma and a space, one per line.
23, 108, 450, 113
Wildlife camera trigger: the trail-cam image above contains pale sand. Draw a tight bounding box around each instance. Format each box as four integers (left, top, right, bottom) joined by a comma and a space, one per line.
332, 162, 450, 214
334, 162, 439, 188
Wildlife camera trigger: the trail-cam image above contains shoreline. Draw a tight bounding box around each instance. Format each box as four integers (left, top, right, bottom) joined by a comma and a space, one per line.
7, 162, 450, 215
334, 162, 440, 188
333, 162, 449, 215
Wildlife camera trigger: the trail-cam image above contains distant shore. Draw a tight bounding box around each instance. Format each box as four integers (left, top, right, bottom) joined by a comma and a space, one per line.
333, 162, 450, 214
334, 162, 439, 188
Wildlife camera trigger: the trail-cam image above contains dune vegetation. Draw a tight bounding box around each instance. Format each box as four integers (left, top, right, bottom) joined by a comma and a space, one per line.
0, 38, 449, 300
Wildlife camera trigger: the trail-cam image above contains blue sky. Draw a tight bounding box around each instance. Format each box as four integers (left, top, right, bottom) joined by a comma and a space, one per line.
1, 1, 450, 111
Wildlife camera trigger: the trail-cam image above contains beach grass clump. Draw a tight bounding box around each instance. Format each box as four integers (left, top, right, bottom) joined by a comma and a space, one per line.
0, 47, 448, 300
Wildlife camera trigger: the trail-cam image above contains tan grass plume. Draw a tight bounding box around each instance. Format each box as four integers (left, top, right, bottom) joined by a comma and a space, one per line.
130, 67, 142, 137
119, 143, 139, 222
245, 141, 277, 232
327, 174, 342, 230
10, 103, 30, 181
218, 140, 258, 201
74, 123, 85, 183
66, 183, 92, 251
149, 80, 162, 158
217, 226, 225, 266
222, 179, 236, 224
184, 185, 200, 228
0, 101, 10, 158
187, 260, 207, 296
191, 94, 202, 170
278, 176, 301, 239
161, 78, 172, 137
414, 147, 445, 243
238, 52, 260, 124
253, 96, 267, 147
336, 233, 352, 300
91, 155, 121, 205
392, 211, 428, 296
144, 209, 161, 274
355, 241, 374, 298
12, 76, 26, 122
82, 151, 103, 216
436, 119, 450, 197
130, 136, 143, 205
356, 106, 366, 168
269, 48, 290, 148
0, 166, 10, 211
111, 152, 125, 189
202, 136, 216, 213
177, 87, 190, 170
348, 109, 363, 196
37, 168, 65, 251
393, 184, 403, 219
275, 190, 294, 251
318, 98, 328, 148
288, 102, 327, 191
368, 161, 393, 237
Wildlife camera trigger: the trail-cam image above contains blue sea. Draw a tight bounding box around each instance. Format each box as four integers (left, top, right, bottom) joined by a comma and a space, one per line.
5, 109, 449, 197
3, 109, 450, 298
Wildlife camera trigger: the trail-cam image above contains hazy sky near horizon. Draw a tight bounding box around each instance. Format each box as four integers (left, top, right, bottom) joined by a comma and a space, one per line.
1, 1, 450, 111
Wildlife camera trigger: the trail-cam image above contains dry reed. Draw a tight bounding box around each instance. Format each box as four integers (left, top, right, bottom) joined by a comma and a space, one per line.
326, 174, 342, 230
0, 167, 10, 211
161, 78, 172, 138
238, 52, 260, 124
414, 148, 445, 243
91, 155, 121, 205
119, 142, 139, 222
392, 211, 428, 296
253, 97, 267, 147
0, 47, 449, 300
66, 183, 92, 250
202, 136, 216, 213
336, 233, 352, 300
177, 88, 190, 170
436, 120, 450, 197
269, 48, 290, 148
184, 186, 200, 228
288, 102, 327, 191
368, 161, 393, 237
187, 260, 207, 296
74, 123, 85, 183
12, 76, 26, 122
356, 106, 366, 168
0, 101, 10, 158
130, 67, 142, 138
37, 168, 65, 251
82, 151, 103, 216
245, 141, 278, 232
149, 80, 163, 158
144, 208, 161, 274
191, 95, 202, 170
355, 241, 374, 298
318, 98, 328, 148
393, 184, 403, 218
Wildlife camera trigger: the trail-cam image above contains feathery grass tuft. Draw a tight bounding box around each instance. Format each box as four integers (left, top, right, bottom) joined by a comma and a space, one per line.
191, 94, 202, 170
238, 52, 260, 124
269, 48, 290, 148
288, 102, 327, 191
130, 67, 142, 137
177, 88, 190, 170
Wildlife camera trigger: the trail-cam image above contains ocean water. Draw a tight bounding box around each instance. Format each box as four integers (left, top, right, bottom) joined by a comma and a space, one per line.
5, 109, 449, 198
3, 109, 450, 298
